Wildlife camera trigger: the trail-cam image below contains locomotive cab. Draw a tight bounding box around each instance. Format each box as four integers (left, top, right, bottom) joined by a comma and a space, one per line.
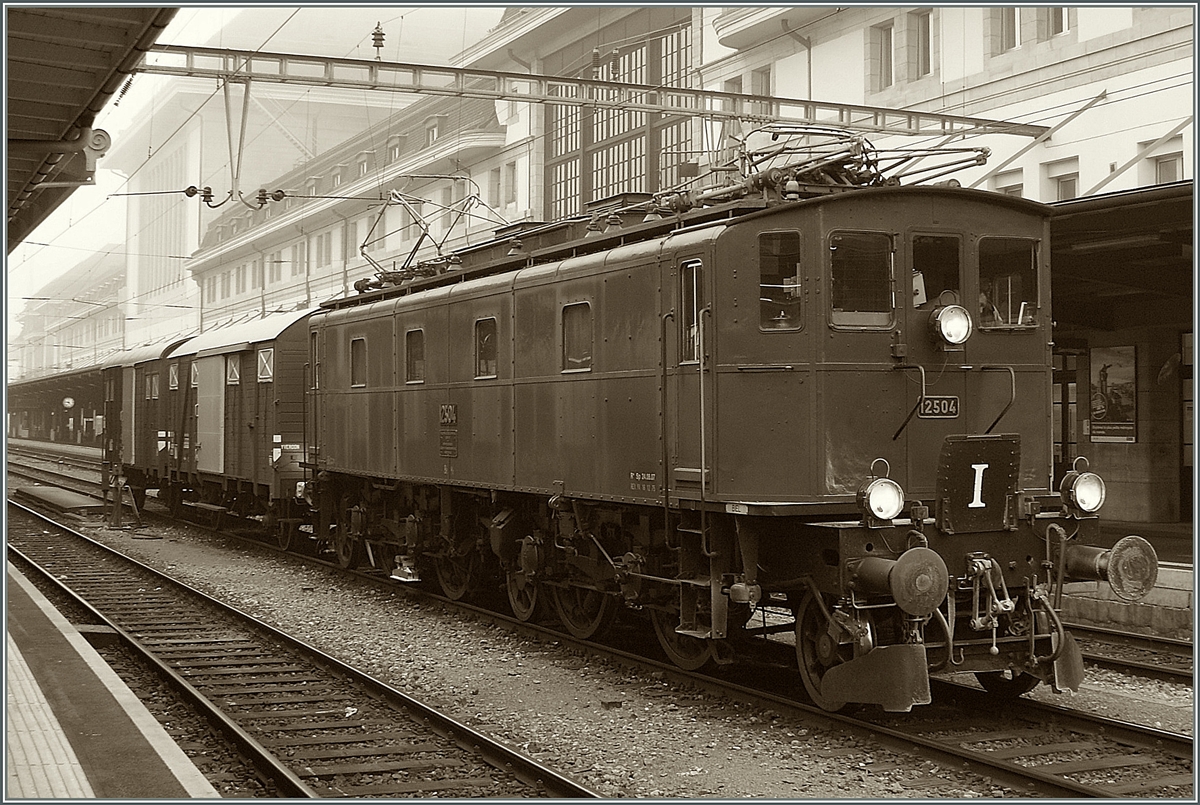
696, 187, 1158, 711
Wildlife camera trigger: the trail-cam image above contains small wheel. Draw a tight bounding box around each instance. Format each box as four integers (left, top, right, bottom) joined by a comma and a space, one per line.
436, 550, 478, 601
334, 496, 362, 570
277, 520, 297, 552
506, 570, 541, 621
794, 591, 851, 712
976, 670, 1041, 697
651, 608, 713, 671
551, 584, 618, 640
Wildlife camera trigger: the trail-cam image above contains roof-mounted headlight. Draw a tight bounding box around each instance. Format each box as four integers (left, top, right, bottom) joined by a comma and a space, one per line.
857, 459, 905, 525
930, 304, 973, 346
1060, 457, 1106, 514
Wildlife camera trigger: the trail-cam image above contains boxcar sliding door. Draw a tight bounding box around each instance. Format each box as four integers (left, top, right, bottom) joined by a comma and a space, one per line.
195, 355, 225, 474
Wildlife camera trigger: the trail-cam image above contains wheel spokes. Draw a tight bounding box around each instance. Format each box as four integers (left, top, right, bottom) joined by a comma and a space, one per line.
794, 592, 849, 712
551, 584, 617, 639
506, 571, 540, 621
651, 608, 712, 671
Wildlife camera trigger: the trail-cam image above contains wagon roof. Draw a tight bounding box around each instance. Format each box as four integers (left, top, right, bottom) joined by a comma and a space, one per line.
167, 309, 316, 359
99, 334, 197, 370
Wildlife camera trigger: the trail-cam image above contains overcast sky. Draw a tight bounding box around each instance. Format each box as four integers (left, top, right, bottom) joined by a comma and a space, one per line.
7, 6, 504, 340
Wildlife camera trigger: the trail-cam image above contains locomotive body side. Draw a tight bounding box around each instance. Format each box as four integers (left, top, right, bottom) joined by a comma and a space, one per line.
303, 185, 1157, 711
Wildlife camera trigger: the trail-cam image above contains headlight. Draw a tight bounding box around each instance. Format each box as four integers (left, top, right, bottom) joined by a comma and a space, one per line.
1061, 471, 1106, 513
858, 477, 905, 521
930, 304, 973, 345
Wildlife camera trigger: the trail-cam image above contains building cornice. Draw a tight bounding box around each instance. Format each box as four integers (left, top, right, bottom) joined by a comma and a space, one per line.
454, 7, 572, 68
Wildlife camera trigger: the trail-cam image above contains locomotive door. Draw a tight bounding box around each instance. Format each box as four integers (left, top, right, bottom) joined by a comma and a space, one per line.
668, 254, 713, 500
902, 233, 968, 489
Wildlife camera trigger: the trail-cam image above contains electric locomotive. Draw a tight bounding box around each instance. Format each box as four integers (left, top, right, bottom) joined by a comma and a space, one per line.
303, 136, 1158, 713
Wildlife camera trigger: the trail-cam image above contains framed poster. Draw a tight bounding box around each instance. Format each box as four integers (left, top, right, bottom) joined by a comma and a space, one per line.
1089, 345, 1137, 443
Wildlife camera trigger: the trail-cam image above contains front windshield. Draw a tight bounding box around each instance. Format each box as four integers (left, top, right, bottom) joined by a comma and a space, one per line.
979, 238, 1038, 328
830, 231, 893, 328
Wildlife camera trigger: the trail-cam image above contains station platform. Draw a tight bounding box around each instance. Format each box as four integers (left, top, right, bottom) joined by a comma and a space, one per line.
6, 562, 218, 799
11, 486, 105, 515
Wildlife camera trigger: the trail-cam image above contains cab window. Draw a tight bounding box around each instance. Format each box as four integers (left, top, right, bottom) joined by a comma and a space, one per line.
475, 318, 498, 378
760, 231, 802, 330
562, 303, 593, 371
911, 235, 960, 308
350, 338, 367, 387
829, 231, 893, 328
680, 260, 704, 363
979, 238, 1038, 328
405, 329, 425, 383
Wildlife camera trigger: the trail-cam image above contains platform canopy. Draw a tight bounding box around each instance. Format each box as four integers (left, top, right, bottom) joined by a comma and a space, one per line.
1050, 181, 1193, 330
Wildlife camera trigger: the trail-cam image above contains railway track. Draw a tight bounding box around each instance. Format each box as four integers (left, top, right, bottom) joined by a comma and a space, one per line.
1067, 622, 1193, 684
9, 460, 106, 499
7, 456, 1194, 797
7, 444, 104, 475
13, 444, 1192, 689
7, 501, 598, 799
318, 573, 1193, 797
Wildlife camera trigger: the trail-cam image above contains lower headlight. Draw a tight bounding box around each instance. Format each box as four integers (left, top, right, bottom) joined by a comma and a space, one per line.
1061, 471, 1106, 513
930, 304, 973, 345
858, 477, 906, 521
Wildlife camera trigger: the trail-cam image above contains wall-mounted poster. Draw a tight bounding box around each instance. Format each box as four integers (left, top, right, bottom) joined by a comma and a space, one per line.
1090, 345, 1137, 443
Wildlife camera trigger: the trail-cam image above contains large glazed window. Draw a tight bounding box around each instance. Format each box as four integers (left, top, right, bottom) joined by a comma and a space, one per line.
911, 235, 961, 308
475, 318, 498, 378
562, 303, 593, 371
405, 329, 425, 383
680, 259, 704, 362
979, 238, 1038, 328
760, 231, 802, 330
829, 231, 894, 328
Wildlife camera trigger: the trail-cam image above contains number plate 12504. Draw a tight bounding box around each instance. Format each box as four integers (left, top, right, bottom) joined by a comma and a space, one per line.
918, 395, 960, 418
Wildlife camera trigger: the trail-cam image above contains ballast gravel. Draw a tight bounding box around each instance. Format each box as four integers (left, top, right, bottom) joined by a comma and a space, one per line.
81, 521, 1193, 799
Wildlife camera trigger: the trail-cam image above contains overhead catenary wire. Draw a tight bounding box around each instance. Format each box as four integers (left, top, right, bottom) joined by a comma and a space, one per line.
12, 13, 1192, 318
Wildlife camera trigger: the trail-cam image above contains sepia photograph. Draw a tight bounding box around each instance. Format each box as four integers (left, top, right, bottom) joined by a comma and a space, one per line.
6, 5, 1193, 799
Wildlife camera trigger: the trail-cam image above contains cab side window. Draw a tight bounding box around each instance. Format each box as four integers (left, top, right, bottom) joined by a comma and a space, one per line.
760, 231, 802, 330
680, 260, 704, 363
829, 231, 894, 328
405, 329, 425, 383
475, 318, 498, 378
979, 237, 1038, 328
562, 303, 593, 371
350, 338, 367, 387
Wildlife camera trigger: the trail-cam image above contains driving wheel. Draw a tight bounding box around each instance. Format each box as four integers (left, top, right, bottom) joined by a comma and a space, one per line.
550, 584, 618, 639
651, 607, 713, 670
506, 570, 541, 621
334, 495, 362, 570
794, 591, 852, 712
436, 548, 479, 601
